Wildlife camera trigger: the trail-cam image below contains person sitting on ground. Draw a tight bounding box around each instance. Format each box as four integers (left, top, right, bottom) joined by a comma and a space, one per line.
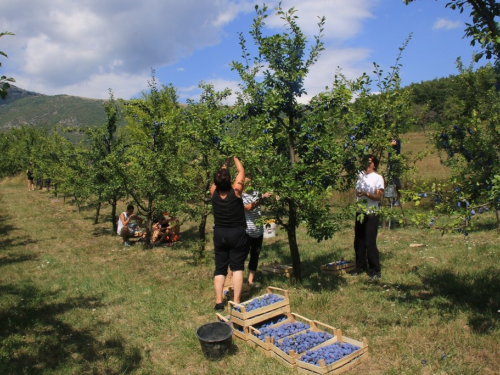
151, 213, 181, 246
117, 204, 145, 246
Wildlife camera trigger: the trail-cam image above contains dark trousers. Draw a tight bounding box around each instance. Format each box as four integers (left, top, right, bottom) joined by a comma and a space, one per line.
354, 213, 381, 274
213, 227, 249, 276
247, 235, 264, 272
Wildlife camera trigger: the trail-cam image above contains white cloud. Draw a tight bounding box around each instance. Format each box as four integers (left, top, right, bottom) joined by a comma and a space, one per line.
263, 0, 377, 41
178, 78, 241, 105
0, 0, 378, 100
0, 0, 251, 98
433, 18, 461, 30
298, 46, 372, 103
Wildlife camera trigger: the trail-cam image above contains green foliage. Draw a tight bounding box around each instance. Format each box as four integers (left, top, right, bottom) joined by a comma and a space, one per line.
230, 3, 332, 281
0, 31, 15, 100
183, 82, 233, 260
84, 90, 127, 229
0, 126, 46, 178
230, 4, 415, 281
120, 71, 191, 245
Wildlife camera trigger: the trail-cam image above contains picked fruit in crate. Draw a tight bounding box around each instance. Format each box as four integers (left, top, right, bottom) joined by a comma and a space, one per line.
229, 287, 290, 328
276, 330, 334, 356
233, 293, 284, 312
296, 330, 369, 374
320, 258, 356, 274
299, 341, 360, 366
270, 319, 337, 368
261, 262, 293, 277
255, 321, 309, 342
217, 313, 288, 342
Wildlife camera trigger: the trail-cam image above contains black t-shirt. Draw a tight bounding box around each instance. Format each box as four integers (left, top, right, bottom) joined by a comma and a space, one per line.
212, 189, 246, 229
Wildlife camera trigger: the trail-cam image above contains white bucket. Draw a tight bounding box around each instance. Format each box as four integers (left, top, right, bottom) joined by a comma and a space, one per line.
263, 223, 277, 238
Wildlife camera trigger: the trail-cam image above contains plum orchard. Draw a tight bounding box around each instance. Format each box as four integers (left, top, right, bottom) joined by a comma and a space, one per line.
231, 4, 413, 281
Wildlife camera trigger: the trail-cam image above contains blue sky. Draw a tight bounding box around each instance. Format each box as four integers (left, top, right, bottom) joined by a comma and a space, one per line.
0, 0, 487, 103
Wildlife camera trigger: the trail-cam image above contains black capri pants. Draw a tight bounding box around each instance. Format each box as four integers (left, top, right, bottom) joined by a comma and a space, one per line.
213, 226, 249, 276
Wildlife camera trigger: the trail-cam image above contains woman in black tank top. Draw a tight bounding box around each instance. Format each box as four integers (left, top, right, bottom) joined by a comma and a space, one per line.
211, 157, 249, 310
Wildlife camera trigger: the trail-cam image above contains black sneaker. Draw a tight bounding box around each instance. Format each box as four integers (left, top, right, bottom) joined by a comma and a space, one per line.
214, 302, 225, 311
350, 269, 365, 276
368, 273, 381, 282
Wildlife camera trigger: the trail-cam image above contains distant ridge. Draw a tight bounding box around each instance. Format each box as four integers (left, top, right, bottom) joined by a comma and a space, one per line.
0, 86, 108, 131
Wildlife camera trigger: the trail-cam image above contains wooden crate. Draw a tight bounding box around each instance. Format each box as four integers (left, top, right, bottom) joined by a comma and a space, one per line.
248, 312, 313, 356
320, 260, 356, 275
224, 283, 252, 301
270, 320, 338, 368
229, 287, 290, 328
216, 313, 249, 341
261, 263, 293, 278
295, 330, 369, 375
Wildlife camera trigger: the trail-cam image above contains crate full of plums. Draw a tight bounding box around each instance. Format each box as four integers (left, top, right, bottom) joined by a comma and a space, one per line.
270, 319, 338, 368
216, 313, 288, 342
296, 330, 368, 375
320, 260, 356, 275
248, 312, 313, 357
228, 287, 290, 327
261, 263, 293, 278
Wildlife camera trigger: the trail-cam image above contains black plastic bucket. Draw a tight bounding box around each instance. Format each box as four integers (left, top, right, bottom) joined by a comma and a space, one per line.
196, 322, 233, 360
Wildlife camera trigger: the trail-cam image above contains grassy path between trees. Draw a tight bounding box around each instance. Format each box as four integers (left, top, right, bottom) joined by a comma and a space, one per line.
0, 175, 499, 374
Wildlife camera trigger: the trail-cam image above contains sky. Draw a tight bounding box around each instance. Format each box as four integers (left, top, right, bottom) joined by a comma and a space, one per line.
0, 0, 488, 104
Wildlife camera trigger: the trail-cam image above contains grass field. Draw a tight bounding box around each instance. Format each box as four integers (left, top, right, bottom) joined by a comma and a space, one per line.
1, 134, 499, 374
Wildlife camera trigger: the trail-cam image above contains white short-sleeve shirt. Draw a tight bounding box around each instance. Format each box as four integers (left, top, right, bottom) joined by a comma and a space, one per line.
355, 171, 385, 209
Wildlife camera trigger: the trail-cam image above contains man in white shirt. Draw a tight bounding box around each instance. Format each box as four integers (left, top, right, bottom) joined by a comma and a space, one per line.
353, 154, 384, 281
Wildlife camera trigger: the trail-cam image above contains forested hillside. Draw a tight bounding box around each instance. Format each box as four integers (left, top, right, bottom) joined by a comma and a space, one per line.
0, 86, 108, 131
407, 64, 499, 132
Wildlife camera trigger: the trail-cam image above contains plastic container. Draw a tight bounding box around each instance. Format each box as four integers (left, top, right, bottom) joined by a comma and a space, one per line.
196, 322, 233, 360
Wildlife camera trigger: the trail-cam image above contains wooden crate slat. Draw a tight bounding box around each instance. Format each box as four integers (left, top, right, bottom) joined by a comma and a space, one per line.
296, 354, 368, 375
229, 288, 290, 321
295, 333, 369, 375
230, 305, 291, 327
247, 312, 313, 353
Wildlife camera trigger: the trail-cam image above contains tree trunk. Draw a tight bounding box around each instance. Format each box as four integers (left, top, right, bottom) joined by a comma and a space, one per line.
94, 202, 101, 225
111, 197, 118, 233
287, 202, 302, 283
144, 199, 154, 249
496, 208, 500, 232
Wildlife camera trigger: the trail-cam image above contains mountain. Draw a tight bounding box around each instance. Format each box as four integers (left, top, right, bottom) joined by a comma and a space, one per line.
0, 86, 108, 131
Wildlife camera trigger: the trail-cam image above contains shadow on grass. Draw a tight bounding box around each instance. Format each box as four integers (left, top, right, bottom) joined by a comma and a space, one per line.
0, 253, 39, 268
0, 214, 40, 252
92, 226, 115, 237
0, 283, 143, 374
256, 242, 348, 292
394, 267, 500, 334
0, 214, 16, 241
